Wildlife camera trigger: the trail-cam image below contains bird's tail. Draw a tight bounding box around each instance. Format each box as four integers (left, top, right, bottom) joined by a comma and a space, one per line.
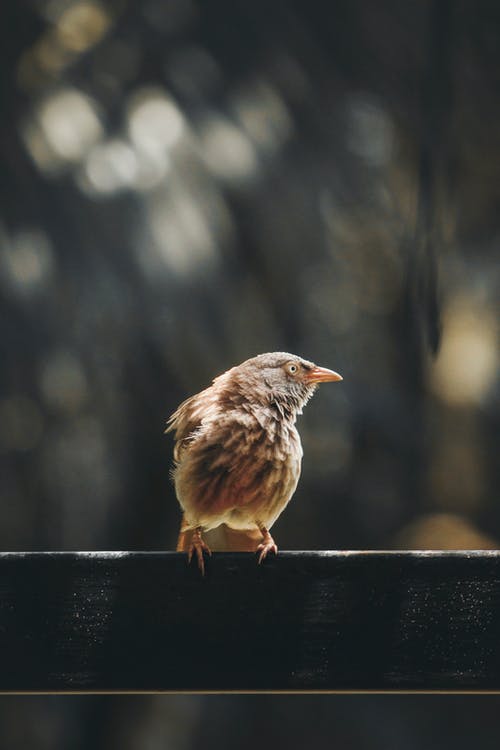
177, 517, 262, 552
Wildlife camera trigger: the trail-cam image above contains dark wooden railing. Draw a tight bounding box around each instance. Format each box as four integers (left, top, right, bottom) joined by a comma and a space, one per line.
1, 551, 499, 693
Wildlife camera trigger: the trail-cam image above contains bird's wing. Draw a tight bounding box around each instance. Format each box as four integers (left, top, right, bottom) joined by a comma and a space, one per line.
165, 388, 218, 463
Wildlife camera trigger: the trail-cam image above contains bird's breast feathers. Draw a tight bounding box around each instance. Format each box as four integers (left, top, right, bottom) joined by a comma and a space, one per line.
172, 405, 302, 530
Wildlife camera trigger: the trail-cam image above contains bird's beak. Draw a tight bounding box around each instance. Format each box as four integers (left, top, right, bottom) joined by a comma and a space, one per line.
305, 365, 343, 384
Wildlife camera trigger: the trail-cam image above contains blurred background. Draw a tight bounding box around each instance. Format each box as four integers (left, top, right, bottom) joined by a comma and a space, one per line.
1, 0, 499, 746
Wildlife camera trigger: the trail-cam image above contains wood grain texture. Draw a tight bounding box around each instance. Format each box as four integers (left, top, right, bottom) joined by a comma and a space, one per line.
0, 551, 499, 693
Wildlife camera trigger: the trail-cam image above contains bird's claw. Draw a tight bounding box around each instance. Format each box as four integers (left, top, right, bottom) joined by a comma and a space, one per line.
257, 538, 278, 564
187, 534, 212, 575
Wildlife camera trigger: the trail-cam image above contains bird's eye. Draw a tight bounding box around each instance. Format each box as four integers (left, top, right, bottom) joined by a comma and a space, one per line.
287, 363, 298, 375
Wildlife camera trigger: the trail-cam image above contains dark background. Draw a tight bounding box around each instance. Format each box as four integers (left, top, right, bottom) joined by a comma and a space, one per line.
1, 0, 499, 746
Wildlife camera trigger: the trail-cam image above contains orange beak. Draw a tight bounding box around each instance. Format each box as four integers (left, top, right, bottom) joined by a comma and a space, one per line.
305, 365, 343, 384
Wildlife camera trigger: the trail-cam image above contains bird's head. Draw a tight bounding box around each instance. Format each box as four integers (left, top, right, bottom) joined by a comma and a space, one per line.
220, 352, 342, 418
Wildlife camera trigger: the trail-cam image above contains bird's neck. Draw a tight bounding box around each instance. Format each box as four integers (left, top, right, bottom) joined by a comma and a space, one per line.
267, 392, 301, 424
218, 372, 316, 425
244, 381, 315, 423
274, 379, 318, 415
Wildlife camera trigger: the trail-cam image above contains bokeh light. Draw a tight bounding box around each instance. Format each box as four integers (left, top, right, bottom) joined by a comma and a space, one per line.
23, 88, 102, 172
429, 293, 498, 406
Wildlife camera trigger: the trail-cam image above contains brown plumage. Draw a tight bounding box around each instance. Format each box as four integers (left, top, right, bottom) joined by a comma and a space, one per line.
166, 352, 342, 573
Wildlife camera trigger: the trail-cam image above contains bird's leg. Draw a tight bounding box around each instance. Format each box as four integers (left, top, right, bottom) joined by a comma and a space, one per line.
176, 513, 191, 552
187, 526, 212, 575
256, 523, 278, 564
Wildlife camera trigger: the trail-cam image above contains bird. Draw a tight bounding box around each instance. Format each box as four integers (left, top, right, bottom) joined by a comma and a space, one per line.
166, 352, 342, 573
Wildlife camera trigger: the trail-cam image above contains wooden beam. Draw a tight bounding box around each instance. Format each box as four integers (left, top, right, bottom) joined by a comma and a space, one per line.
0, 551, 499, 693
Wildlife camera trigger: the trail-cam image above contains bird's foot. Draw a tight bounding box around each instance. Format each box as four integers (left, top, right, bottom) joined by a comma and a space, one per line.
187, 529, 211, 575
257, 529, 278, 564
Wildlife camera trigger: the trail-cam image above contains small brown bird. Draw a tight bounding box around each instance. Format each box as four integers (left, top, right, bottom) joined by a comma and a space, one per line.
166, 352, 342, 573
